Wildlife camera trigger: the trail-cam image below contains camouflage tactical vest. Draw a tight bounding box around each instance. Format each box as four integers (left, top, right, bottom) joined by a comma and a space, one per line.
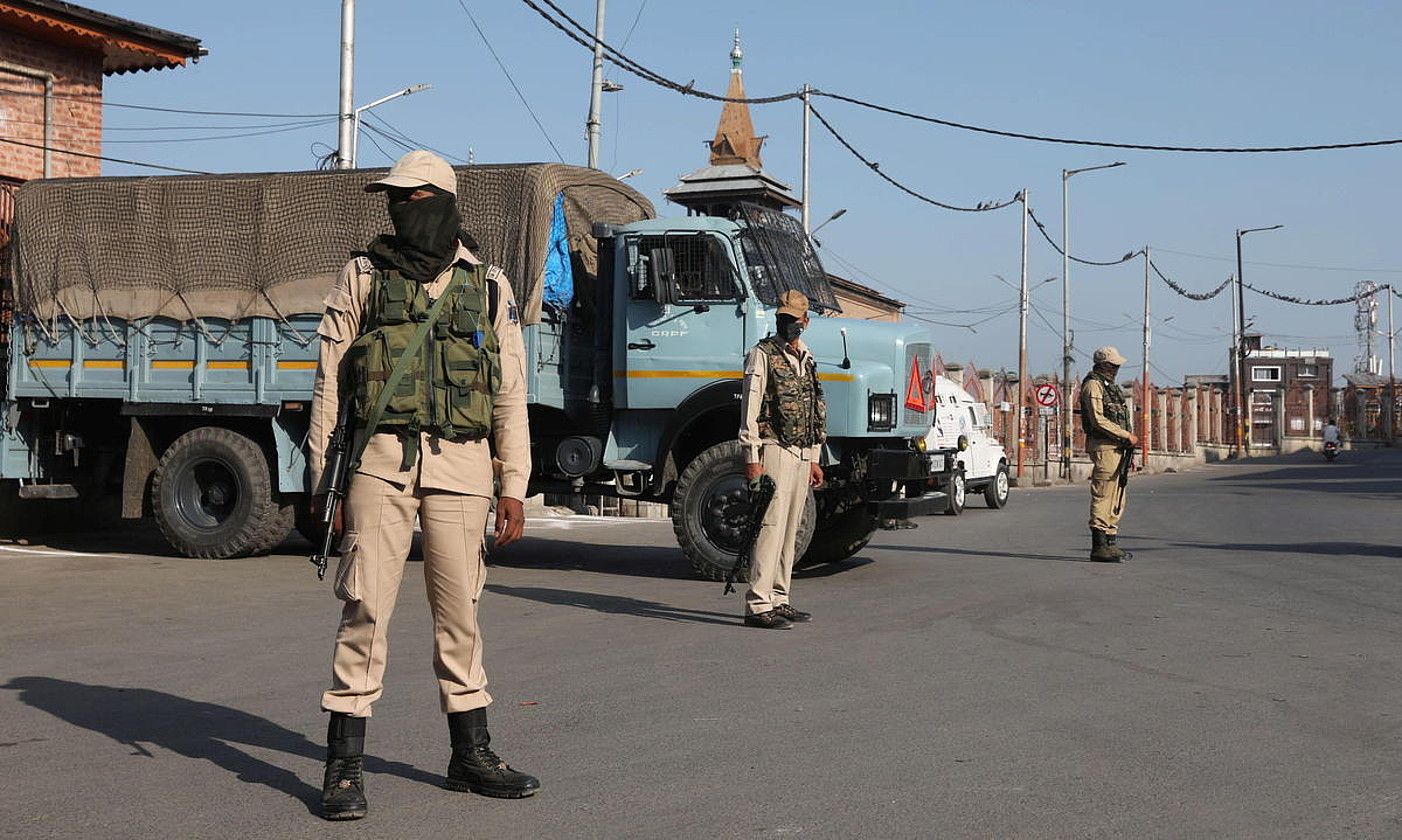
347, 264, 500, 445
756, 336, 826, 449
1080, 371, 1129, 439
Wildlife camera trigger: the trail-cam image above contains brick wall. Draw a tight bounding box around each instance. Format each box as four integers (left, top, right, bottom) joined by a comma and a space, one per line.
0, 28, 104, 180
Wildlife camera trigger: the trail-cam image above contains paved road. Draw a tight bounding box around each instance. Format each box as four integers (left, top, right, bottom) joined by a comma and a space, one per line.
2, 450, 1399, 839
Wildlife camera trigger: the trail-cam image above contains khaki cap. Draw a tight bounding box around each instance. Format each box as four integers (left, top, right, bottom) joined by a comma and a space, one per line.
776, 289, 809, 319
364, 150, 457, 195
1094, 346, 1128, 366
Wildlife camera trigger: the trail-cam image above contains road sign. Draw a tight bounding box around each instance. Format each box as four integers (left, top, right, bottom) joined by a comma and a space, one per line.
1035, 384, 1059, 407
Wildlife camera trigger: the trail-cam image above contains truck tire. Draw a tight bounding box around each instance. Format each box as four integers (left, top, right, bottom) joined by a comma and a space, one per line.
152, 427, 295, 559
984, 463, 1010, 509
798, 507, 878, 567
944, 469, 966, 516
671, 440, 815, 582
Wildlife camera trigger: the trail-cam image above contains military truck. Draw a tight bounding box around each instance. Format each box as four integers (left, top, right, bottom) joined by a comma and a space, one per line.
1, 164, 947, 578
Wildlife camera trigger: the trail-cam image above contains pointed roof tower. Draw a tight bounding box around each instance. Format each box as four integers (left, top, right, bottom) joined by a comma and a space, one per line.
664, 29, 799, 216
708, 29, 764, 168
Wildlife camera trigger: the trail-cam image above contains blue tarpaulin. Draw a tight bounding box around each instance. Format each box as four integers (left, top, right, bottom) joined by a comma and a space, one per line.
542, 192, 574, 311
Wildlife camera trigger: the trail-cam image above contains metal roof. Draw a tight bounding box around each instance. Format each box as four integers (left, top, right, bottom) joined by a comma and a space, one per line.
0, 1, 204, 74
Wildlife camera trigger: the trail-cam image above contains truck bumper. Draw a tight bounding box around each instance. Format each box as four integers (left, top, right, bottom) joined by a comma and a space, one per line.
867, 447, 935, 481
871, 491, 945, 519
864, 447, 945, 522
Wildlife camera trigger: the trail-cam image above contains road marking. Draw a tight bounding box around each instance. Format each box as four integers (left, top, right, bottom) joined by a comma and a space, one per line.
0, 544, 111, 558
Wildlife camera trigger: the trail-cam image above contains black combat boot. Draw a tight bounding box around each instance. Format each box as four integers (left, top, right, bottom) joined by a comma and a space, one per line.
321, 713, 368, 821
1106, 533, 1133, 561
445, 708, 541, 798
1089, 530, 1120, 562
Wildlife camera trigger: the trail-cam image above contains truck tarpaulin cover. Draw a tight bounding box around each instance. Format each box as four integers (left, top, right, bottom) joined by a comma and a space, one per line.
12, 163, 654, 326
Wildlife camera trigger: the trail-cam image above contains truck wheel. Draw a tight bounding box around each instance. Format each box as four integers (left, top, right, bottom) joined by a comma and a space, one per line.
152, 427, 295, 559
944, 470, 966, 516
984, 463, 1010, 509
671, 440, 815, 582
798, 507, 877, 567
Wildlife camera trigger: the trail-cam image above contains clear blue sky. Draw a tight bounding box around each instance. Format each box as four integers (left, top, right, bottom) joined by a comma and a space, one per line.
101, 1, 1402, 384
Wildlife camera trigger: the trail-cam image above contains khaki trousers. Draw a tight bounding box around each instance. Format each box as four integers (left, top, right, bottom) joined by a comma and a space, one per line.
1088, 443, 1130, 535
321, 473, 492, 717
746, 443, 810, 616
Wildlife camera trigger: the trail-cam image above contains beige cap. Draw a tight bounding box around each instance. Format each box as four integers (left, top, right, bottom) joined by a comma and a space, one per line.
1094, 346, 1128, 366
776, 289, 809, 319
364, 150, 457, 195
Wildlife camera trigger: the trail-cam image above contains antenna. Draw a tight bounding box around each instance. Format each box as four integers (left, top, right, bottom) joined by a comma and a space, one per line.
1354, 280, 1381, 374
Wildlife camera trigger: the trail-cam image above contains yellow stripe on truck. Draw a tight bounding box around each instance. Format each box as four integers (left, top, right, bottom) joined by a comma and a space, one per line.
611, 370, 856, 382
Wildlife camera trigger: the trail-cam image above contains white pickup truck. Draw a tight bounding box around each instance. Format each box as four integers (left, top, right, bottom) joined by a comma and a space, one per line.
923, 376, 1011, 515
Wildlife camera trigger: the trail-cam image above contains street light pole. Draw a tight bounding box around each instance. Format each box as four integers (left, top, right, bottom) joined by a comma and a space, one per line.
335, 0, 355, 169
1233, 224, 1283, 458
1060, 160, 1125, 479
1388, 285, 1396, 444
1017, 189, 1029, 482
1142, 246, 1151, 458
801, 84, 812, 234
808, 208, 846, 247
585, 0, 606, 169
349, 84, 431, 168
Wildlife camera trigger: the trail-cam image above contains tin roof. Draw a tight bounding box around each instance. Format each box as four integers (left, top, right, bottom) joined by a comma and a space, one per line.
0, 1, 203, 74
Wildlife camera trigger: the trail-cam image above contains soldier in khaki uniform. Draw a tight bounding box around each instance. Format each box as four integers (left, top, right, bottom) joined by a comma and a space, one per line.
1080, 346, 1139, 562
308, 151, 538, 820
738, 290, 826, 629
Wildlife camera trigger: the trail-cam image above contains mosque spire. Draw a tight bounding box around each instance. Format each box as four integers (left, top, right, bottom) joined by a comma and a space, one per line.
709, 29, 764, 168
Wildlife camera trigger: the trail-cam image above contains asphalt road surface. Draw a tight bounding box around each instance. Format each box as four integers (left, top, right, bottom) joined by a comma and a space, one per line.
2, 450, 1400, 839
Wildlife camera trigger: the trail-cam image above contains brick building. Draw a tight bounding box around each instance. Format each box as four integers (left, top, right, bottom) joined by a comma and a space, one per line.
1234, 334, 1334, 450
0, 0, 202, 185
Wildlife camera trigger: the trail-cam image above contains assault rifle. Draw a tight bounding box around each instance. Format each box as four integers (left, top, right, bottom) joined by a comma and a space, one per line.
309, 400, 356, 580
723, 473, 776, 595
1111, 440, 1135, 516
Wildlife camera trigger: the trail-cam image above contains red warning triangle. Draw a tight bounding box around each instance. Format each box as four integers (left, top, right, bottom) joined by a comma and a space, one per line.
904, 355, 926, 411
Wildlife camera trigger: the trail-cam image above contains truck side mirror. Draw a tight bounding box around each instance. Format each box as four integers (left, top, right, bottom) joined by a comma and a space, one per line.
648, 247, 675, 306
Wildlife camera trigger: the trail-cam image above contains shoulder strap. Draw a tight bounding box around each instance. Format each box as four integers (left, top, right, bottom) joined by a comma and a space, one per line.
348, 268, 468, 469
485, 265, 501, 324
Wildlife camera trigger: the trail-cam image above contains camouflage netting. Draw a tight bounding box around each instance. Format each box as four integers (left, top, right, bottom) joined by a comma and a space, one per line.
13, 163, 654, 326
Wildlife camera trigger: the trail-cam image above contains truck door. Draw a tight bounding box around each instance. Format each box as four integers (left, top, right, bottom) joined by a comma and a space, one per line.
618, 232, 746, 408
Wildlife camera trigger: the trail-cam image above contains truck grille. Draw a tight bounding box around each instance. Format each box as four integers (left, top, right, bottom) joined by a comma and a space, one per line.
903, 342, 934, 427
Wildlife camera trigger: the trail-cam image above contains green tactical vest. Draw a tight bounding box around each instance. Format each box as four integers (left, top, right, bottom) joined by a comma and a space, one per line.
756, 336, 827, 449
347, 264, 500, 453
1080, 371, 1129, 439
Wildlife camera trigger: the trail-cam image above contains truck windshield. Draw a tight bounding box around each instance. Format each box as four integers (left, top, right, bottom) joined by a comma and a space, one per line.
734, 203, 840, 313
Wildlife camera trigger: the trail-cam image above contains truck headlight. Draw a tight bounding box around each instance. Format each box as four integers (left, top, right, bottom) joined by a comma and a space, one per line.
912, 435, 927, 453
868, 394, 895, 432
957, 434, 970, 452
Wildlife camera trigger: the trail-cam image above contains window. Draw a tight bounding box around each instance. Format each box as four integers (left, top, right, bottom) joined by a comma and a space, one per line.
1297, 363, 1318, 378
626, 233, 739, 302
1252, 366, 1281, 383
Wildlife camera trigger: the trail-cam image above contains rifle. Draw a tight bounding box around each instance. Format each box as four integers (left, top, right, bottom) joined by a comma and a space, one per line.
1111, 440, 1134, 516
724, 474, 776, 595
309, 399, 356, 580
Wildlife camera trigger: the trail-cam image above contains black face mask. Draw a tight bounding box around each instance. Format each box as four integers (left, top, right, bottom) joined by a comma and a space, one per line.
777, 315, 804, 342
365, 191, 462, 282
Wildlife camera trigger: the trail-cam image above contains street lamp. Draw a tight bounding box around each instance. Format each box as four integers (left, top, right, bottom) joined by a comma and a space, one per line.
1233, 223, 1284, 458
615, 168, 643, 181
809, 208, 847, 247
1060, 160, 1126, 478
349, 83, 431, 167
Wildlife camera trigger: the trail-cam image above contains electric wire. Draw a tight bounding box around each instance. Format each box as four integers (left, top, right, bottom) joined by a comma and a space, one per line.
0, 135, 209, 174
809, 105, 1020, 213
363, 113, 469, 164
0, 85, 333, 118
1242, 282, 1373, 306
515, 0, 1402, 154
355, 124, 401, 165
457, 0, 567, 162
1153, 246, 1402, 275
1024, 205, 1141, 266
102, 118, 335, 144
1150, 260, 1232, 301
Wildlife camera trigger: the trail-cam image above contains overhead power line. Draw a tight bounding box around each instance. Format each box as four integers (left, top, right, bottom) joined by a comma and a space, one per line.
1153, 246, 1402, 276
102, 118, 335, 145
457, 0, 566, 162
1024, 206, 1141, 266
809, 105, 1019, 213
516, 0, 1402, 154
1242, 281, 1390, 306
1150, 261, 1232, 301
0, 84, 333, 118
0, 135, 209, 174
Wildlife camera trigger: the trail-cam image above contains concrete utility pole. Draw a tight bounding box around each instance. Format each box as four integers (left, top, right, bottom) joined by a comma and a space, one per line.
1234, 224, 1283, 458
801, 84, 812, 233
1388, 285, 1397, 444
335, 0, 355, 169
1016, 189, 1029, 481
1228, 272, 1239, 453
1141, 246, 1151, 457
1059, 161, 1125, 479
585, 0, 606, 169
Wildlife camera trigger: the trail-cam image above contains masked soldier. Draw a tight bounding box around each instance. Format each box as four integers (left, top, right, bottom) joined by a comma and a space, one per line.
1080, 346, 1139, 562
738, 290, 826, 629
308, 151, 538, 820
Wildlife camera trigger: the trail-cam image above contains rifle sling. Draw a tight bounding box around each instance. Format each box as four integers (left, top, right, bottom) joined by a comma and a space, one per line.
348, 269, 467, 472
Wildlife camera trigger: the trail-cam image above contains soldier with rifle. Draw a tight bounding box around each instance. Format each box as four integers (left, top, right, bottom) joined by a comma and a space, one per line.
307, 151, 537, 820
737, 290, 827, 629
1080, 346, 1139, 562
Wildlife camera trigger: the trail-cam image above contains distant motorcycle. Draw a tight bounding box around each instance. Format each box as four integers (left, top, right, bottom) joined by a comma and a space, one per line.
1323, 440, 1340, 461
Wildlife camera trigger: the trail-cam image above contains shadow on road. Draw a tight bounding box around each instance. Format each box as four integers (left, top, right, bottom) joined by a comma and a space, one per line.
1165, 540, 1401, 559
487, 535, 695, 580
2, 677, 441, 814
485, 584, 737, 625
